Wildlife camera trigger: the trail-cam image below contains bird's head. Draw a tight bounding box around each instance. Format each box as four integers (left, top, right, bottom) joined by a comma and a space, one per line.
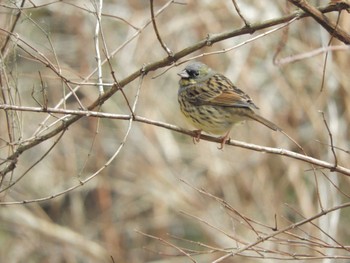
178, 62, 213, 87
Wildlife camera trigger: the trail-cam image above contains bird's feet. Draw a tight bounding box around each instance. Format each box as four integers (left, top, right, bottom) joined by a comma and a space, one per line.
218, 131, 231, 150
192, 129, 202, 144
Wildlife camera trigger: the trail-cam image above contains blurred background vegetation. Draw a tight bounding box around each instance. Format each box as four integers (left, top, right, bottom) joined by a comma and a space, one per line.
1, 0, 350, 262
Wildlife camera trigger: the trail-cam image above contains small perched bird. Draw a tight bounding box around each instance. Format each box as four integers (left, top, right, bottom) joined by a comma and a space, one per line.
177, 61, 280, 148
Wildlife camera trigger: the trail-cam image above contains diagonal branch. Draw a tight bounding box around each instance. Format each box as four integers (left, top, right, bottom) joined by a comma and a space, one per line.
150, 0, 173, 57
0, 0, 25, 57
231, 0, 250, 27
288, 0, 350, 44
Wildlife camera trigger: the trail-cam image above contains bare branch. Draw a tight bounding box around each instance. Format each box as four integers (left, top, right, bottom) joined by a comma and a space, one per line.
231, 0, 250, 27
93, 0, 104, 95
320, 111, 338, 171
1, 104, 350, 177
288, 0, 350, 44
0, 0, 25, 57
136, 230, 197, 262
275, 45, 350, 65
212, 202, 350, 262
150, 0, 174, 57
0, 130, 66, 192
320, 10, 342, 92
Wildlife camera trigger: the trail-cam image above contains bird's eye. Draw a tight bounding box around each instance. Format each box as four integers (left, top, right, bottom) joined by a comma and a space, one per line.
187, 69, 199, 78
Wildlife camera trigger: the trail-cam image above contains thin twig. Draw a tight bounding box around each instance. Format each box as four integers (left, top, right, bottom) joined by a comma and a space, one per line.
273, 2, 292, 64
284, 203, 349, 253
320, 170, 350, 199
279, 129, 324, 213
320, 111, 338, 171
231, 0, 250, 27
320, 9, 342, 92
275, 45, 350, 65
94, 0, 104, 95
76, 105, 102, 180
150, 0, 174, 57
103, 51, 135, 119
0, 56, 16, 160
136, 230, 197, 262
0, 129, 66, 193
315, 139, 349, 154
212, 201, 350, 262
179, 178, 261, 238
34, 71, 48, 111
0, 0, 25, 57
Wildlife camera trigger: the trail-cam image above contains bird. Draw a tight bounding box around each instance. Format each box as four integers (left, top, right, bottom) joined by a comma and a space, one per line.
177, 61, 281, 149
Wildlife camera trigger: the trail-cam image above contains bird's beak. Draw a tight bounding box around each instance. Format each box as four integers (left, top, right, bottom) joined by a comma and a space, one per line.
177, 70, 189, 79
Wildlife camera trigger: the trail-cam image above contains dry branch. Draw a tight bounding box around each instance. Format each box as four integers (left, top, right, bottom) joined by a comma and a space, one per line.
1, 104, 350, 177
288, 0, 350, 44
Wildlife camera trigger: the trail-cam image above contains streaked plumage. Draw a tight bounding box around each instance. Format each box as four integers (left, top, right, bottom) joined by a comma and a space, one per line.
177, 62, 280, 148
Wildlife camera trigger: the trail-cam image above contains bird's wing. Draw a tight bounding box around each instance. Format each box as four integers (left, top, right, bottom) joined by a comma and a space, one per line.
186, 73, 258, 109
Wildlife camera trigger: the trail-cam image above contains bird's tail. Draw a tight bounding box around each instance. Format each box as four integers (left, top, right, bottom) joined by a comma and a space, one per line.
247, 113, 282, 131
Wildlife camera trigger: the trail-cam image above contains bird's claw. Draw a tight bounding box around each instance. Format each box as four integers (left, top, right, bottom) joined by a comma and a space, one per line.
218, 132, 231, 150
192, 130, 202, 144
